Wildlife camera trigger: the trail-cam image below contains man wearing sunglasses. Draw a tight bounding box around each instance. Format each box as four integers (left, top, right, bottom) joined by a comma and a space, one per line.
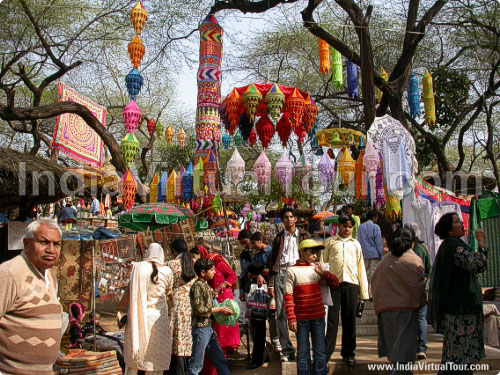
321, 214, 369, 366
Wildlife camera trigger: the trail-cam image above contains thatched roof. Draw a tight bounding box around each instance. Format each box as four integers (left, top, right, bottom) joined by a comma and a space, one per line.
0, 148, 79, 211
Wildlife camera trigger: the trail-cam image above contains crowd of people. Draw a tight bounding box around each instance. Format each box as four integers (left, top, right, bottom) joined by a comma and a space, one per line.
0, 207, 491, 375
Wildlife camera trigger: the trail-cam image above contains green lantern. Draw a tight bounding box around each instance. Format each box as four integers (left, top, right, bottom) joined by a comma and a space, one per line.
330, 132, 343, 148
121, 133, 140, 167
233, 130, 243, 147
212, 194, 222, 213
155, 120, 164, 139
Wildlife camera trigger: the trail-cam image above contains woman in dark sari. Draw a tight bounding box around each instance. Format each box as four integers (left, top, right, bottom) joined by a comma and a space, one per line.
428, 212, 488, 375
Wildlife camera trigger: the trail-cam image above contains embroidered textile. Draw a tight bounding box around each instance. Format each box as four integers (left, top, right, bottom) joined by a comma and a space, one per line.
382, 136, 410, 199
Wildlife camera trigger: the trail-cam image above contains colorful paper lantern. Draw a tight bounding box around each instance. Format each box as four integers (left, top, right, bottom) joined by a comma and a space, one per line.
408, 71, 421, 118
275, 151, 294, 196
224, 89, 243, 135
318, 152, 335, 189
346, 60, 359, 99
332, 48, 343, 89
226, 148, 245, 187
423, 70, 436, 127
155, 120, 164, 139
378, 67, 388, 104
212, 194, 222, 214
194, 158, 204, 197
355, 150, 365, 199
128, 35, 145, 68
330, 132, 343, 148
149, 172, 159, 203
255, 114, 275, 149
233, 130, 243, 147
167, 170, 176, 203
204, 150, 217, 195
294, 153, 312, 181
125, 68, 143, 100
364, 143, 379, 207
276, 112, 293, 147
130, 1, 148, 35
248, 127, 257, 147
176, 165, 185, 201
158, 172, 168, 202
121, 169, 137, 211
242, 84, 262, 123
303, 96, 318, 134
241, 203, 252, 219
285, 88, 305, 128
147, 118, 156, 137
222, 132, 231, 149
318, 38, 330, 75
123, 100, 142, 134
253, 151, 272, 194
120, 133, 140, 167
165, 125, 175, 145
189, 131, 197, 149
265, 83, 285, 122
338, 147, 355, 185
177, 128, 187, 148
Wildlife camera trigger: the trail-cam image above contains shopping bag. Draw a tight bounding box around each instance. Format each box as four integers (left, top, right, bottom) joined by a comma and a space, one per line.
246, 284, 269, 320
320, 263, 333, 306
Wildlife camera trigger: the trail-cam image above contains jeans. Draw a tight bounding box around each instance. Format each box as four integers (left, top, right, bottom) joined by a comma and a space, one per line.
250, 319, 267, 365
187, 327, 230, 375
296, 318, 328, 375
275, 268, 295, 358
417, 305, 428, 353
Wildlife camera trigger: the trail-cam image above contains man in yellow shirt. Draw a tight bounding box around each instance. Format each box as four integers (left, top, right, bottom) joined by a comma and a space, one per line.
321, 214, 368, 366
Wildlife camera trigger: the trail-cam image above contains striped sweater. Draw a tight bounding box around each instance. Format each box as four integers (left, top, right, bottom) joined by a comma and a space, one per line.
0, 253, 62, 375
284, 262, 339, 323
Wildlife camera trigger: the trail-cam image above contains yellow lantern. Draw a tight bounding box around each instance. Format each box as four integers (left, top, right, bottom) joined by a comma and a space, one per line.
130, 2, 148, 35
423, 70, 436, 127
128, 35, 145, 68
165, 125, 175, 145
177, 128, 187, 148
149, 172, 159, 203
167, 170, 176, 203
338, 148, 356, 185
378, 67, 388, 104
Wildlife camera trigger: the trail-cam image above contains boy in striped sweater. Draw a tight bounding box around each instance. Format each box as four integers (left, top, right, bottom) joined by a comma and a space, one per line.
284, 239, 339, 375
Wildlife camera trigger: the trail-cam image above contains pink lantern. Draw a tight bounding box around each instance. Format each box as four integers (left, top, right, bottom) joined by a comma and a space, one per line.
275, 151, 294, 196
226, 148, 246, 187
318, 152, 335, 189
123, 100, 142, 133
295, 154, 312, 192
241, 203, 252, 218
253, 151, 272, 194
364, 143, 379, 207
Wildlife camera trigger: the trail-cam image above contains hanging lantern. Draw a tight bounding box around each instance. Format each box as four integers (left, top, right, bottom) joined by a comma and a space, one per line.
294, 124, 307, 144
222, 132, 231, 149
328, 148, 336, 160
147, 118, 156, 137
346, 60, 359, 98
224, 88, 243, 135
275, 151, 294, 196
316, 146, 324, 156
204, 150, 217, 195
255, 114, 275, 149
355, 150, 365, 200
149, 172, 159, 203
165, 125, 175, 145
242, 84, 263, 123
239, 113, 253, 141
248, 127, 257, 147
363, 143, 379, 207
158, 172, 168, 202
276, 112, 293, 147
128, 35, 145, 68
123, 100, 142, 134
121, 170, 137, 211
241, 203, 252, 219
303, 96, 318, 134
233, 130, 243, 147
212, 194, 222, 214
359, 136, 366, 149
155, 120, 164, 139
332, 48, 343, 89
176, 166, 185, 201
378, 67, 388, 104
318, 152, 335, 190
177, 128, 187, 148
408, 71, 421, 118
347, 132, 356, 146
226, 148, 245, 187
125, 68, 143, 100
130, 1, 148, 35
253, 151, 272, 194
318, 38, 330, 75
294, 153, 312, 181
167, 170, 176, 203
121, 133, 140, 167
285, 88, 305, 128
423, 70, 436, 127
194, 158, 204, 197
338, 148, 356, 185
188, 131, 197, 149
330, 132, 343, 148
265, 83, 285, 122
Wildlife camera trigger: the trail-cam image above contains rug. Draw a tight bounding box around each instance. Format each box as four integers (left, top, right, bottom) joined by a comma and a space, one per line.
56, 240, 82, 302
52, 82, 107, 168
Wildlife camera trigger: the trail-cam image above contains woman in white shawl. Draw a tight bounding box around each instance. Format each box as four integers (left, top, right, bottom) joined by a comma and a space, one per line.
117, 243, 173, 375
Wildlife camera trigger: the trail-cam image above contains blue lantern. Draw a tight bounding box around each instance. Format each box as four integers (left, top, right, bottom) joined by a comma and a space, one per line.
125, 68, 144, 100
222, 132, 231, 149
408, 71, 421, 118
346, 61, 359, 99
158, 172, 168, 202
359, 135, 366, 149
183, 162, 194, 201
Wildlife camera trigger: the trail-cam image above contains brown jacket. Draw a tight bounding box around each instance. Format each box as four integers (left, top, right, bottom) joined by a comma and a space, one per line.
268, 229, 310, 287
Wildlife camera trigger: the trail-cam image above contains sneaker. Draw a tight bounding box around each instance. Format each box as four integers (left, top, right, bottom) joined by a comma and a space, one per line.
274, 344, 282, 353
417, 352, 426, 360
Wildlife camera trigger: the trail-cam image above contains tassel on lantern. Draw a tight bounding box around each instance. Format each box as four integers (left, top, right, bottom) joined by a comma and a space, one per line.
233, 130, 243, 147
130, 1, 148, 35
318, 152, 335, 190
285, 88, 305, 128
158, 172, 168, 202
275, 151, 294, 196
128, 35, 145, 68
167, 170, 176, 203
222, 132, 231, 149
332, 48, 343, 89
265, 83, 285, 122
226, 148, 245, 187
125, 68, 143, 100
249, 127, 257, 147
165, 125, 175, 145
346, 61, 359, 99
177, 128, 187, 148
338, 148, 356, 185
123, 100, 142, 134
147, 118, 156, 137
276, 112, 293, 147
318, 38, 330, 75
423, 70, 436, 127
378, 67, 388, 104
121, 170, 137, 211
155, 120, 164, 139
253, 151, 272, 194
242, 84, 262, 123
408, 71, 421, 118
255, 114, 275, 149
149, 172, 159, 203
121, 133, 140, 167
225, 88, 243, 135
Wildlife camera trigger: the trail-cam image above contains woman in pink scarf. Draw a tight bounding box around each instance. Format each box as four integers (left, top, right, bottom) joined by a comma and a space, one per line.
69, 302, 85, 348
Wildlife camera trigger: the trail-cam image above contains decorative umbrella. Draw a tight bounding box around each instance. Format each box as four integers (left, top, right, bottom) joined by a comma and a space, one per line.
312, 211, 334, 220
119, 202, 195, 231
323, 215, 339, 224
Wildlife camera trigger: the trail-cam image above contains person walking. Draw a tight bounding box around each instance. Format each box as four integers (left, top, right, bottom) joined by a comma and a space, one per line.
321, 214, 369, 365
428, 213, 488, 375
118, 243, 173, 375
357, 210, 384, 300
268, 208, 311, 362
371, 228, 426, 374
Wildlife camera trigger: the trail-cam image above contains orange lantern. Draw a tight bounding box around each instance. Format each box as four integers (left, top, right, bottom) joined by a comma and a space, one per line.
303, 95, 318, 134
177, 128, 187, 148
338, 148, 356, 185
130, 2, 148, 35
318, 38, 330, 75
285, 88, 305, 128
128, 35, 145, 68
121, 169, 137, 211
224, 89, 243, 135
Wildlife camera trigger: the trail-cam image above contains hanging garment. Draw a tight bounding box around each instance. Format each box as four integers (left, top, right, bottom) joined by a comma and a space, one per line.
402, 194, 434, 254
382, 136, 410, 199
431, 202, 462, 260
